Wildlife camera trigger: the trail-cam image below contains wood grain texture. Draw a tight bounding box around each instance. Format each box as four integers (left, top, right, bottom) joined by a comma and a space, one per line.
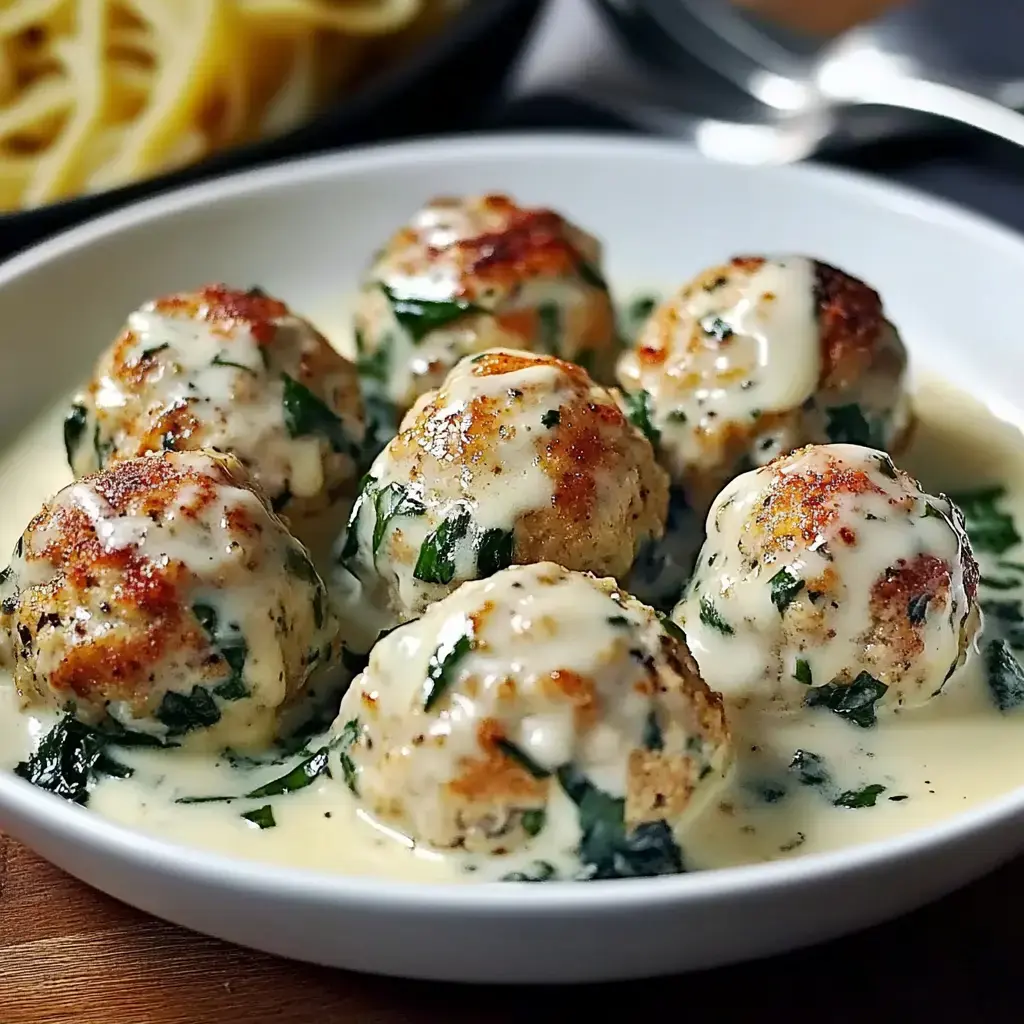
2, 828, 1023, 1024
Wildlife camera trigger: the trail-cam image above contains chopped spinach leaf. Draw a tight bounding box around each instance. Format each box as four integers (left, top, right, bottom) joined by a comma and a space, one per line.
93, 423, 113, 469
642, 710, 664, 751
794, 659, 813, 686
139, 342, 170, 359
495, 737, 551, 779
747, 780, 787, 804
537, 302, 561, 355
657, 612, 690, 647
874, 453, 899, 480
698, 597, 734, 635
577, 260, 609, 292
701, 315, 734, 343
985, 638, 1024, 712
246, 747, 331, 798
63, 403, 89, 468
373, 482, 426, 558
834, 784, 886, 809
907, 593, 931, 625
951, 486, 1020, 554
380, 283, 478, 342
981, 574, 1020, 591
521, 809, 547, 838
475, 527, 514, 577
281, 373, 356, 456
175, 795, 237, 805
212, 353, 258, 375
557, 764, 683, 879
541, 408, 561, 429
422, 627, 474, 711
241, 804, 277, 829
788, 749, 830, 787
14, 713, 105, 804
93, 753, 134, 779
413, 507, 471, 585
356, 335, 392, 384
340, 473, 375, 562
825, 404, 879, 447
804, 673, 888, 728
983, 599, 1024, 623
502, 860, 558, 882
192, 603, 248, 700
156, 685, 221, 735
769, 566, 805, 613
622, 389, 661, 445
333, 718, 360, 795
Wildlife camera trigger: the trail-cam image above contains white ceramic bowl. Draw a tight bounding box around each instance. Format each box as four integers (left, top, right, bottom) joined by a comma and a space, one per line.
1, 135, 1023, 984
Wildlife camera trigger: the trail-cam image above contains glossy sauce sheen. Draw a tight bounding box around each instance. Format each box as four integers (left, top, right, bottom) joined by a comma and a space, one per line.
0, 377, 1022, 881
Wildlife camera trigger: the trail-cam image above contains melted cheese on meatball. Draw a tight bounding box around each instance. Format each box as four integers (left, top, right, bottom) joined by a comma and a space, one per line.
616, 257, 912, 509
0, 450, 338, 748
334, 562, 732, 878
675, 443, 979, 713
66, 285, 365, 549
336, 348, 669, 641
353, 194, 619, 411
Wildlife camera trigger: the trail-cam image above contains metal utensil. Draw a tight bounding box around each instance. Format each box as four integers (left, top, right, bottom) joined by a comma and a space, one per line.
596, 0, 1024, 150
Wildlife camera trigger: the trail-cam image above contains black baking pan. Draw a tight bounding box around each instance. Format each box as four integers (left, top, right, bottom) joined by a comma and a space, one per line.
0, 0, 547, 259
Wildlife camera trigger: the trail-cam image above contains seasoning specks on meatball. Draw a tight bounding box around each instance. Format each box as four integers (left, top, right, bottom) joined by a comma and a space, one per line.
353, 195, 620, 412
333, 562, 732, 879
335, 348, 669, 642
0, 450, 338, 748
616, 256, 912, 511
674, 443, 979, 717
65, 283, 365, 551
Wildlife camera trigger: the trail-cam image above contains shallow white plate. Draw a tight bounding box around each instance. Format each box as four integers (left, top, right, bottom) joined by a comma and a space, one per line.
1, 134, 1024, 985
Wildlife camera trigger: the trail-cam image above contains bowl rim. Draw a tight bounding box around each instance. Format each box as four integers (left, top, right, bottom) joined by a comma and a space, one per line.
1, 130, 1023, 914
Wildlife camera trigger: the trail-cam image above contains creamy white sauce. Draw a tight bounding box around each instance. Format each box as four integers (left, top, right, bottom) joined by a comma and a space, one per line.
0, 376, 1023, 882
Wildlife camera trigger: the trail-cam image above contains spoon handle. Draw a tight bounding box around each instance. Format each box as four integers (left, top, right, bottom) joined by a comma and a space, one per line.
837, 74, 1024, 150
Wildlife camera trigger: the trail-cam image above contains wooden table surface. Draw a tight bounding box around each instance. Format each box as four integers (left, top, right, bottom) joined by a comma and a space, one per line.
2, 829, 1022, 1024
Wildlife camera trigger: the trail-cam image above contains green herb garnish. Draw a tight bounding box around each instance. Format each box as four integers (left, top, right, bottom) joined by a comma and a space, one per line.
985, 638, 1024, 712
698, 597, 734, 635
372, 481, 426, 559
622, 389, 661, 445
414, 507, 472, 585
380, 283, 479, 342
63, 403, 89, 469
246, 748, 332, 798
804, 673, 889, 728
495, 737, 551, 779
537, 302, 561, 356
834, 784, 886, 809
541, 408, 561, 429
788, 749, 830, 787
794, 659, 813, 686
422, 628, 474, 711
475, 527, 514, 577
950, 486, 1021, 554
212, 353, 258, 375
281, 373, 356, 455
502, 860, 558, 882
241, 805, 276, 829
521, 809, 547, 838
557, 764, 683, 879
333, 718, 360, 795
825, 403, 880, 447
701, 315, 734, 342
156, 685, 221, 735
769, 566, 805, 613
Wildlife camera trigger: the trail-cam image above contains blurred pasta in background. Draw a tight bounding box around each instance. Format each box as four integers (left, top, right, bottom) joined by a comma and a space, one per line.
0, 0, 459, 211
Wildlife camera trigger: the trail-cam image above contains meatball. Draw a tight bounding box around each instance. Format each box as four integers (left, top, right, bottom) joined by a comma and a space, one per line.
336, 348, 669, 640
333, 562, 732, 878
353, 194, 619, 412
673, 444, 979, 717
0, 450, 338, 748
616, 256, 912, 511
64, 284, 365, 550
